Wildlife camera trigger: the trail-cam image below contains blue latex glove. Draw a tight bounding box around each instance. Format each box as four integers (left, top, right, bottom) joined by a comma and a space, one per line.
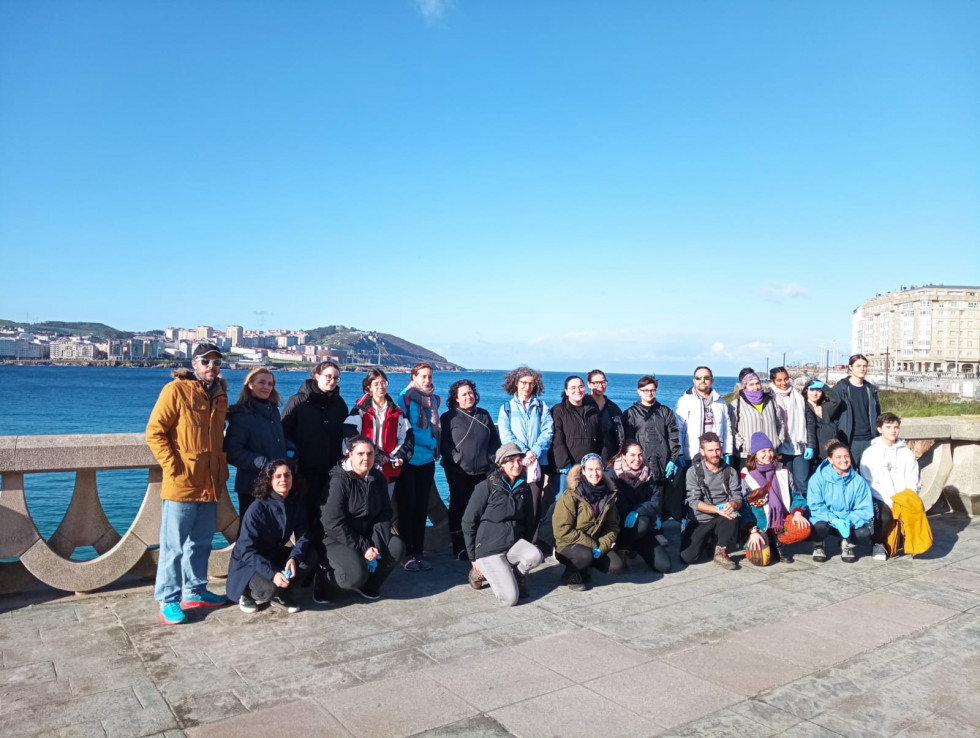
366, 558, 378, 573
803, 448, 815, 461
716, 503, 726, 512
592, 547, 602, 559
286, 449, 295, 459
280, 567, 292, 580
625, 511, 638, 528
653, 517, 662, 531
723, 454, 731, 465
831, 518, 851, 539
677, 455, 687, 468
560, 465, 571, 475
665, 461, 678, 478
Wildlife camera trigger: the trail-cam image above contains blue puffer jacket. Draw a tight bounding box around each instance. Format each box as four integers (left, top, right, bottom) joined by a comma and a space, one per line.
497, 396, 554, 460
806, 459, 873, 528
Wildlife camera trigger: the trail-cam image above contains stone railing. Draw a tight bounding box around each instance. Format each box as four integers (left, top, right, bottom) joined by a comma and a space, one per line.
901, 417, 980, 516
0, 433, 450, 597
1, 423, 975, 596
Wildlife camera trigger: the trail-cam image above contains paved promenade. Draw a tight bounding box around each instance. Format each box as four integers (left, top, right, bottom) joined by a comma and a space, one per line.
2, 514, 979, 738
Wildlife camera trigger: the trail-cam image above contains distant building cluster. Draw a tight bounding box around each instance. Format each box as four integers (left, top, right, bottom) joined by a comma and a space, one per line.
852, 285, 980, 375
0, 324, 348, 366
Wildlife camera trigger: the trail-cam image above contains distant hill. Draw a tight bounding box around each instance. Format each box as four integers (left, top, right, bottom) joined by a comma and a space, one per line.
0, 320, 132, 340
305, 325, 463, 370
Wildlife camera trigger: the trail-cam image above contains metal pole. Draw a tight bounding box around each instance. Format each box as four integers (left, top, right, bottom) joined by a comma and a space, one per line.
825, 350, 830, 382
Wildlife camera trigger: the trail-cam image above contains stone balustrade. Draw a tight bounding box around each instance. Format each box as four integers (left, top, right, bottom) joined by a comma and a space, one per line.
0, 421, 976, 596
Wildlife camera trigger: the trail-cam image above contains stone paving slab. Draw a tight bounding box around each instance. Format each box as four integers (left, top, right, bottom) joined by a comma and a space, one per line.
1, 514, 979, 737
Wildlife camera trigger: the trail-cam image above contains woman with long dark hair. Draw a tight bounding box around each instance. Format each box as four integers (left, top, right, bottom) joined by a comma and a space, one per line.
226, 460, 314, 614
440, 379, 501, 559
609, 441, 671, 573
225, 367, 290, 518
549, 376, 601, 497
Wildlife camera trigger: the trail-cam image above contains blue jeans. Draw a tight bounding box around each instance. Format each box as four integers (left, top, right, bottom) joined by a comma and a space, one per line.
154, 499, 217, 603
782, 453, 812, 498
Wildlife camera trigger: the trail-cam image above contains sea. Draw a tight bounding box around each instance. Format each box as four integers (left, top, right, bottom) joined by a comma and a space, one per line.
0, 365, 737, 560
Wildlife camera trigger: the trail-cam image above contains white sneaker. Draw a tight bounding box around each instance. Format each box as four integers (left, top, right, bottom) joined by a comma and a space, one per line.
872, 543, 888, 561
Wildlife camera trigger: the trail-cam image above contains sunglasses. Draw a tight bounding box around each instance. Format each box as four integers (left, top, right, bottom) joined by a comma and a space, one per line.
197, 358, 221, 366
694, 375, 712, 381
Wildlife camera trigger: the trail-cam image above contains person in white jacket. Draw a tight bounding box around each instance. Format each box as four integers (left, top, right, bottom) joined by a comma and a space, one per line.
859, 412, 920, 561
675, 366, 732, 463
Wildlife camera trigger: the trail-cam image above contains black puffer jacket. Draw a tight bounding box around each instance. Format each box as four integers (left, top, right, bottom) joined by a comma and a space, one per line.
440, 406, 501, 476
611, 472, 661, 521
622, 401, 681, 481
281, 379, 349, 475
224, 399, 290, 497
549, 398, 602, 470
462, 470, 536, 561
322, 462, 394, 555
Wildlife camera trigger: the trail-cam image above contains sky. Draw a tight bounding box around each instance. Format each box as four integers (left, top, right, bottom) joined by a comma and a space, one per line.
1, 0, 978, 374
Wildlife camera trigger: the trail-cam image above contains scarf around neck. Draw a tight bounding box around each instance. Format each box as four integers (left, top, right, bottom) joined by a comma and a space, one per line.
749, 462, 786, 530
578, 475, 608, 506
612, 458, 652, 488
403, 381, 441, 435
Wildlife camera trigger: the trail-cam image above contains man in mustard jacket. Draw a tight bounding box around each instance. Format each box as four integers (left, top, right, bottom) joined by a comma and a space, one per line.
146, 342, 230, 624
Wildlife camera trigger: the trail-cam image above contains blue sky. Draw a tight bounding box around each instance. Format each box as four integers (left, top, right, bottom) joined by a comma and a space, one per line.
1, 0, 978, 374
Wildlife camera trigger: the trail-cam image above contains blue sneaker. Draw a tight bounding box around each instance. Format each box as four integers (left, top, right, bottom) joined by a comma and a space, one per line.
180, 590, 226, 608
158, 602, 187, 625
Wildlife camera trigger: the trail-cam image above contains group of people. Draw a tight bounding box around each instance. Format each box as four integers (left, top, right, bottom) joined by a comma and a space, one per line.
145, 345, 928, 624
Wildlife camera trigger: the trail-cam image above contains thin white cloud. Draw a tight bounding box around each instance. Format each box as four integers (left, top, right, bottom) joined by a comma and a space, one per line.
414, 0, 454, 23
757, 282, 810, 302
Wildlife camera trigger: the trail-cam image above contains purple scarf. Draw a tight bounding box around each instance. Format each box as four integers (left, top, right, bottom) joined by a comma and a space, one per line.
749, 462, 786, 530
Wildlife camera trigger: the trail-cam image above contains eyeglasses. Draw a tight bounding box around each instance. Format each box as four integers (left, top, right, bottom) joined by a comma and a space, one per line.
370, 380, 388, 388
197, 358, 221, 366
589, 380, 607, 385
694, 375, 712, 381
638, 388, 657, 393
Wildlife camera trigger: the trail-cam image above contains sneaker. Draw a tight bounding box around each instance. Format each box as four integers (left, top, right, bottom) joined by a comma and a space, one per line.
841, 540, 857, 564
468, 567, 486, 590
567, 571, 588, 592
713, 546, 738, 570
872, 543, 888, 561
158, 602, 186, 625
271, 592, 300, 614
239, 593, 258, 614
354, 586, 381, 601
414, 557, 433, 571
403, 558, 421, 572
812, 543, 828, 563
180, 590, 226, 608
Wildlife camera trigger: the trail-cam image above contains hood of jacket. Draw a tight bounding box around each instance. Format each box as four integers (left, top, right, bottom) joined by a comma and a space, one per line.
295, 377, 341, 405
565, 463, 617, 497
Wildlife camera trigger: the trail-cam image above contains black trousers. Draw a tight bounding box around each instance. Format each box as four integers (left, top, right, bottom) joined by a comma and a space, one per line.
299, 470, 331, 560
394, 462, 435, 558
872, 500, 893, 544
320, 536, 406, 592
680, 515, 739, 565
662, 476, 686, 522
811, 520, 872, 546
556, 543, 625, 575
247, 545, 319, 602
614, 515, 666, 571
446, 469, 485, 556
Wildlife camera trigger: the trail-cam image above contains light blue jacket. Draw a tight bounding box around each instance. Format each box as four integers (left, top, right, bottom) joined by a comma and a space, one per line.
806, 459, 873, 528
497, 396, 554, 460
400, 388, 440, 466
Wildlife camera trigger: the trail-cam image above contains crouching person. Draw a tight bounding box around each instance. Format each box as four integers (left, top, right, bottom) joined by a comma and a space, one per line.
462, 443, 543, 606
226, 460, 316, 614
314, 436, 406, 603
741, 432, 810, 565
807, 440, 873, 563
553, 453, 624, 592
681, 432, 743, 570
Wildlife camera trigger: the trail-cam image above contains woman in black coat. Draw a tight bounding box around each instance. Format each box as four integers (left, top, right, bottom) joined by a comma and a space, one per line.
461, 443, 544, 606
610, 441, 671, 573
226, 460, 314, 614
804, 379, 845, 461
225, 368, 290, 517
440, 379, 501, 559
313, 435, 406, 603
549, 375, 601, 497
281, 360, 349, 557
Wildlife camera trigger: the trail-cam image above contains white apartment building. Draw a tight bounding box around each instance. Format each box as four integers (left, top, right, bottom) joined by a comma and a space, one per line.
851, 285, 980, 374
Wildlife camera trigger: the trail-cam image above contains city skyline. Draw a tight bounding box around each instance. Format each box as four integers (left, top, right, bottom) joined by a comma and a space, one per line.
2, 2, 978, 374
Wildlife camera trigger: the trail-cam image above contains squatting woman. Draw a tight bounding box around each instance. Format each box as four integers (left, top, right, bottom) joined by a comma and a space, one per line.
461, 443, 544, 606
609, 441, 671, 573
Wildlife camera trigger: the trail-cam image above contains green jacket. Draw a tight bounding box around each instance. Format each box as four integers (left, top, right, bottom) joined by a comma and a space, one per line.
552, 464, 620, 554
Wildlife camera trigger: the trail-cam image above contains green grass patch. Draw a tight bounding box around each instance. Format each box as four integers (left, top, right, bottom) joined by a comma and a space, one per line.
879, 389, 980, 417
